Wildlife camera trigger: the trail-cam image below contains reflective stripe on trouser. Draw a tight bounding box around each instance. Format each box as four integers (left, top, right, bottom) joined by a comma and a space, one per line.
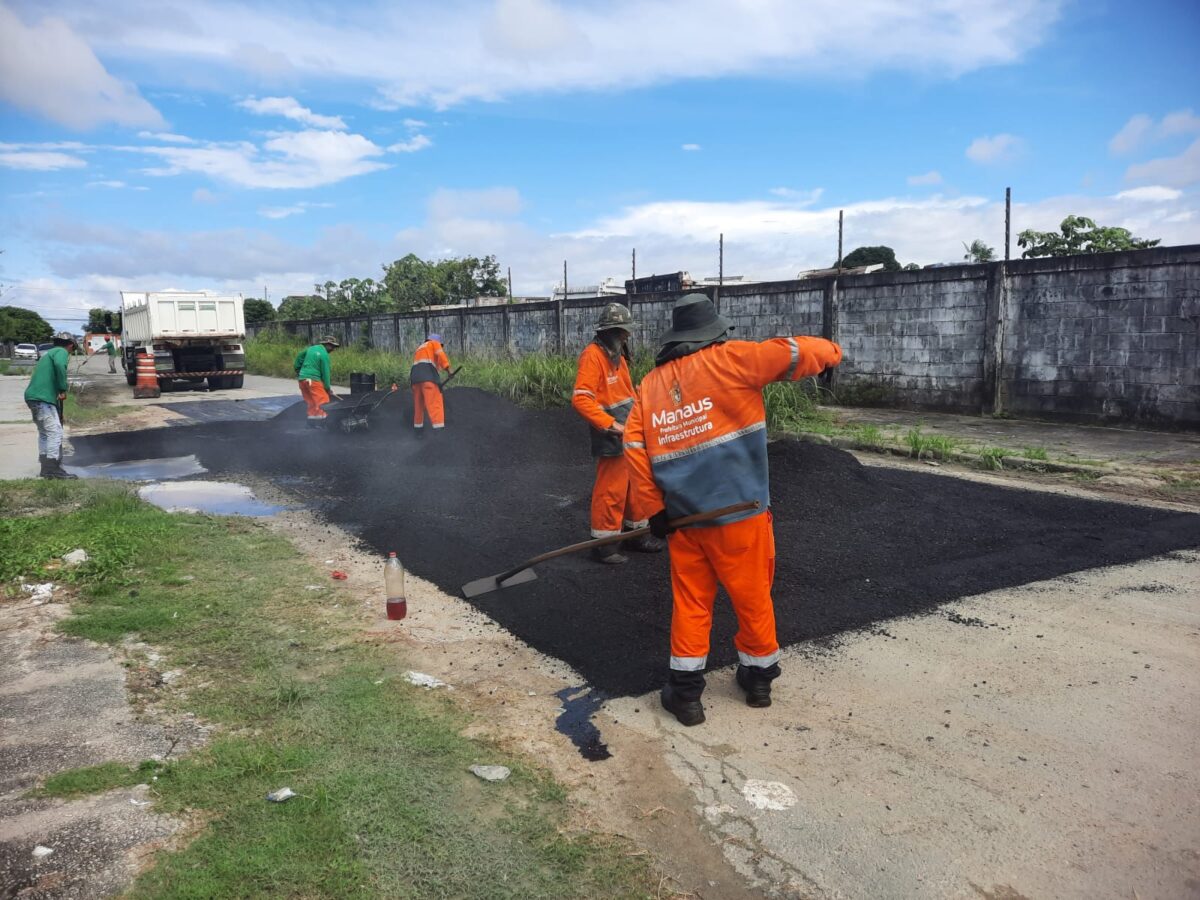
298, 379, 329, 419
590, 455, 647, 538
412, 381, 444, 428
667, 510, 779, 671
27, 400, 62, 458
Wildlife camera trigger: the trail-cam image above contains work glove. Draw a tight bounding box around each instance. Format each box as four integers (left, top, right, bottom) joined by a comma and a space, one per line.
649, 509, 676, 540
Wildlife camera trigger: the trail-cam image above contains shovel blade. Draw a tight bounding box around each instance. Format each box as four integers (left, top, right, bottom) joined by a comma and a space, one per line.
461, 566, 538, 599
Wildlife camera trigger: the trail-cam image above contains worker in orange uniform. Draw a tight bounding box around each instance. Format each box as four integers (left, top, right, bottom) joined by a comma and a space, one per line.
410, 333, 452, 431
571, 303, 664, 563
294, 335, 340, 427
624, 294, 843, 726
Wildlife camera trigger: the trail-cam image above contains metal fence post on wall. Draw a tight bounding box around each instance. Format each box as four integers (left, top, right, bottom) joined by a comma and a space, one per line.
716, 233, 723, 313
1005, 187, 1012, 262
821, 276, 841, 394
837, 210, 844, 269
982, 261, 1010, 415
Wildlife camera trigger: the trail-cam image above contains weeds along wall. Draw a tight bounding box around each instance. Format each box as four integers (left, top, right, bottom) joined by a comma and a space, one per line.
251, 244, 1200, 427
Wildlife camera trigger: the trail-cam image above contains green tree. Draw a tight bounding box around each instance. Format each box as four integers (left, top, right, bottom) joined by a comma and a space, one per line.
244, 298, 276, 325
0, 305, 53, 343
1017, 215, 1160, 258
383, 253, 508, 311
962, 239, 996, 263
86, 307, 121, 332
839, 246, 901, 271
278, 294, 333, 320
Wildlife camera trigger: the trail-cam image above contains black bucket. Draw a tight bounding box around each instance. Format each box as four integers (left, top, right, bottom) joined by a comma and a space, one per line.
349, 372, 376, 395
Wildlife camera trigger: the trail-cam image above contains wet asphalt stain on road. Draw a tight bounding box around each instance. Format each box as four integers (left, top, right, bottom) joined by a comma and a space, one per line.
70, 388, 1200, 697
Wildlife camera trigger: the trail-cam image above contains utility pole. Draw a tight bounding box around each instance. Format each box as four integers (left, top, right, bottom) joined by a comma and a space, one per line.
1004, 187, 1012, 261
631, 248, 636, 292
563, 260, 568, 301
507, 266, 513, 303
837, 210, 844, 269
716, 233, 724, 312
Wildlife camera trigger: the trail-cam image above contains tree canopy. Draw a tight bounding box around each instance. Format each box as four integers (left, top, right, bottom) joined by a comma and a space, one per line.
274, 253, 508, 320
1017, 215, 1160, 258
0, 305, 53, 343
962, 240, 996, 264
244, 298, 276, 325
838, 246, 902, 271
86, 307, 121, 332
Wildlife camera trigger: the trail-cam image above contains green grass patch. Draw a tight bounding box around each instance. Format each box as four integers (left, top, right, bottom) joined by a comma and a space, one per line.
36, 760, 165, 798
62, 389, 135, 426
977, 446, 1013, 471
1, 481, 655, 898
903, 426, 961, 460
849, 424, 886, 450
1021, 446, 1049, 460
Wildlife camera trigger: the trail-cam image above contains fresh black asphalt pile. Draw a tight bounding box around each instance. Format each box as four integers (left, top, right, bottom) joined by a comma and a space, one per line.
72, 387, 1200, 698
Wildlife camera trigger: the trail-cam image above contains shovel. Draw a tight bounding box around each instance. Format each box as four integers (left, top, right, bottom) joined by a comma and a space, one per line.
461, 500, 760, 599
438, 366, 463, 391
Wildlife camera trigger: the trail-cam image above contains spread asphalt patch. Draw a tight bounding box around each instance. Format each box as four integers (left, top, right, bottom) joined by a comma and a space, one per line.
71, 387, 1200, 697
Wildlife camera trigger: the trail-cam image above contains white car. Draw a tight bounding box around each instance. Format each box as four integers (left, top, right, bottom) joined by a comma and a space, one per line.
13, 343, 38, 360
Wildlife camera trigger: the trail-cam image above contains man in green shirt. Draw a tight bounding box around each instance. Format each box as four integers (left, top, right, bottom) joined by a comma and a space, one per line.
295, 335, 340, 426
25, 332, 78, 479
103, 336, 118, 373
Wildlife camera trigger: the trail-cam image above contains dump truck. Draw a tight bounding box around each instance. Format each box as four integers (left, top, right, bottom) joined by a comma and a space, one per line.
120, 290, 246, 391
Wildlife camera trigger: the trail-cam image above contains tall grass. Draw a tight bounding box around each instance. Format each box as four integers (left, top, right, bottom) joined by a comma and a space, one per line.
248, 333, 834, 431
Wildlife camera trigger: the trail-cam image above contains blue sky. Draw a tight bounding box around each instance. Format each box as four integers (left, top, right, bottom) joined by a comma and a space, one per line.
1, 0, 1198, 329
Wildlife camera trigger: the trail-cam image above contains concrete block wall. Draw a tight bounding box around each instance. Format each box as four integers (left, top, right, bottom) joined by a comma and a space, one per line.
839, 267, 990, 412
1003, 249, 1200, 425
248, 244, 1200, 427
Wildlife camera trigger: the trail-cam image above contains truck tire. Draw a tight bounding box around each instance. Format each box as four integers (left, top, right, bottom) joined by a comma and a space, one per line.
125, 366, 136, 386
228, 374, 244, 389
207, 375, 227, 390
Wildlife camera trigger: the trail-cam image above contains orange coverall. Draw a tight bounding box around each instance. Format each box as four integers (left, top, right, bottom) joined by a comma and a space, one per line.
409, 339, 451, 429
572, 340, 647, 538
624, 336, 842, 676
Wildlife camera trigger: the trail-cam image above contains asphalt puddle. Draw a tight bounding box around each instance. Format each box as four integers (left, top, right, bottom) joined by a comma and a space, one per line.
554, 686, 612, 761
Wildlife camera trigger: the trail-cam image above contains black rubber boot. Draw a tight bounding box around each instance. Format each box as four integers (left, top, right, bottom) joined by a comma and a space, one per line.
660, 670, 706, 726
622, 532, 665, 553
43, 456, 78, 480
591, 543, 628, 565
735, 663, 780, 708
38, 455, 51, 478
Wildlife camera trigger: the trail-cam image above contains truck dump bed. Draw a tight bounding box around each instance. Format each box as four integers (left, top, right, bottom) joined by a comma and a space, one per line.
121, 291, 245, 342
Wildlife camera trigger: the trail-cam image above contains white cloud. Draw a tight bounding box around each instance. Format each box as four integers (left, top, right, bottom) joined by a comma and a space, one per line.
768, 187, 824, 206
239, 96, 347, 130
402, 118, 427, 130
0, 151, 87, 170
0, 3, 163, 130
85, 179, 148, 190
1113, 186, 1182, 202
258, 201, 334, 219
192, 187, 217, 203
387, 134, 432, 153
39, 0, 1065, 110
22, 184, 1197, 299
1109, 114, 1154, 156
1110, 109, 1200, 155
129, 130, 389, 189
681, 143, 701, 152
1124, 138, 1200, 189
138, 131, 196, 144
907, 170, 943, 186
259, 205, 306, 219
965, 134, 1024, 165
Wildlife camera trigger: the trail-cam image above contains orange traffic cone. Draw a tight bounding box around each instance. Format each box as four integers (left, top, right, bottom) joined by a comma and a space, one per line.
132, 351, 161, 399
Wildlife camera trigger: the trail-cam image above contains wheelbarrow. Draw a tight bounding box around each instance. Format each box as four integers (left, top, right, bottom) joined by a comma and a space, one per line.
321, 383, 402, 434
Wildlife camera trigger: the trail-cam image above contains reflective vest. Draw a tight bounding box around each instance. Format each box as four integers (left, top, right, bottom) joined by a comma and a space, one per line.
410, 340, 451, 385
624, 336, 842, 527
571, 339, 636, 457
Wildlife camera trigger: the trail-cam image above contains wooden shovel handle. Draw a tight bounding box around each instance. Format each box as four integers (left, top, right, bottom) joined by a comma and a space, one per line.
504, 500, 761, 578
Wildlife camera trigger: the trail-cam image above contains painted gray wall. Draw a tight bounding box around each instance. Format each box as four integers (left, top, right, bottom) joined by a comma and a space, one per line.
253, 244, 1200, 427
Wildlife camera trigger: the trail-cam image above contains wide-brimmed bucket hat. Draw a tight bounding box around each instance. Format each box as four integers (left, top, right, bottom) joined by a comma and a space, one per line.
318, 335, 340, 347
658, 293, 732, 344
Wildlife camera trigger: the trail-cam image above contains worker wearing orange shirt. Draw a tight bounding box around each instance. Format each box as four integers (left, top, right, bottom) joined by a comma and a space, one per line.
410, 333, 451, 431
624, 293, 843, 726
571, 303, 664, 563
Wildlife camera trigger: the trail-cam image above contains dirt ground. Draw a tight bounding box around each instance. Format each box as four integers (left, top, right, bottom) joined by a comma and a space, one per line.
6, 375, 1200, 897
